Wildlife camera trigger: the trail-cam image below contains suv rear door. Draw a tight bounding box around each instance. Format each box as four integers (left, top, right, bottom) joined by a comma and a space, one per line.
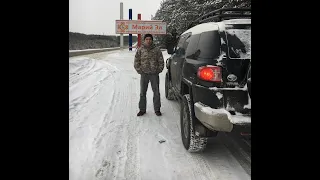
219, 22, 251, 113
221, 23, 251, 86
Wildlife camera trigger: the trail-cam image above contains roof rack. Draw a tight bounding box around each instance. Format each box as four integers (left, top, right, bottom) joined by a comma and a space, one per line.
188, 8, 251, 28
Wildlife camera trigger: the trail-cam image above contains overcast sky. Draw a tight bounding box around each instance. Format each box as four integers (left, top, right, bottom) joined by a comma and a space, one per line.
69, 0, 163, 35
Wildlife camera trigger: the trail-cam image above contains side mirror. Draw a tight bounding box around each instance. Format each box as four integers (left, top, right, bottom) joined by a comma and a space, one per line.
167, 44, 174, 55
167, 48, 174, 54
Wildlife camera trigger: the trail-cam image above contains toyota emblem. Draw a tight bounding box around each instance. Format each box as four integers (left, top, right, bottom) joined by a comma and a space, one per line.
227, 74, 237, 82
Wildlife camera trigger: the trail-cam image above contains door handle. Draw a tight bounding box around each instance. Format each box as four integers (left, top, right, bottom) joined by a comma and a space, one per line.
173, 62, 177, 65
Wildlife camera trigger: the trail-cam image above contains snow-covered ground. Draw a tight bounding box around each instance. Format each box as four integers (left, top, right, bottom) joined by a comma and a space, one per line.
69, 49, 251, 180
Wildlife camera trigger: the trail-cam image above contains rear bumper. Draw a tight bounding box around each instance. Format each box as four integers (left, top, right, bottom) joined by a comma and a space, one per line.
192, 84, 251, 114
194, 102, 251, 132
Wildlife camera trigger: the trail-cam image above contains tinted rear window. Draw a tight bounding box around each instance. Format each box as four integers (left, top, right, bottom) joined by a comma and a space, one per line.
185, 34, 200, 59
226, 28, 251, 59
197, 31, 221, 59
186, 31, 221, 60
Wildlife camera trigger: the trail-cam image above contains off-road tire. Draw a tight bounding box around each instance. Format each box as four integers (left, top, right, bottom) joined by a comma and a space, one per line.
180, 94, 207, 152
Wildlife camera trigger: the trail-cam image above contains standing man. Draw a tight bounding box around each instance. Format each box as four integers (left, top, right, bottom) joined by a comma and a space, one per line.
134, 34, 164, 116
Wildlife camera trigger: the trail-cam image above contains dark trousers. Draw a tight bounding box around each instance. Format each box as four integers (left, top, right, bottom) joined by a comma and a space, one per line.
139, 73, 161, 112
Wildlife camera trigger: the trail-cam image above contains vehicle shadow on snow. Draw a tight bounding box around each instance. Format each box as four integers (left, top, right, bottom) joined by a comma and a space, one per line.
204, 132, 251, 176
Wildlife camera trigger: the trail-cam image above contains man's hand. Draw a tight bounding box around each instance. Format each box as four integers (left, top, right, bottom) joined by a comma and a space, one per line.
157, 49, 164, 74
134, 48, 142, 74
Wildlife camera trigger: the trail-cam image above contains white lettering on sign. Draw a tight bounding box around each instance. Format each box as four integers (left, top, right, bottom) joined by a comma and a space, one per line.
115, 20, 167, 34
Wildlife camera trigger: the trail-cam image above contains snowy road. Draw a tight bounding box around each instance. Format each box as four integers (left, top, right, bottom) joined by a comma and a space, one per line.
69, 50, 251, 180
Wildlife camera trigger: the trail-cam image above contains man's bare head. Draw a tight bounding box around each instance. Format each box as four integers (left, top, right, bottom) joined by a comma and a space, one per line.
144, 34, 153, 47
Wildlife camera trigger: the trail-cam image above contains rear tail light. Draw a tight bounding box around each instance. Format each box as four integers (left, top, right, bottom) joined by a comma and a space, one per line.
197, 66, 222, 82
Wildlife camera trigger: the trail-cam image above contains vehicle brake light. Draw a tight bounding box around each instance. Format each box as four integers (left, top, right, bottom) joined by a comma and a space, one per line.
197, 66, 221, 82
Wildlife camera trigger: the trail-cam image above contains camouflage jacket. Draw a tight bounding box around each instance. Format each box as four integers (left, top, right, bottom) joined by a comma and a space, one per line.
134, 43, 164, 74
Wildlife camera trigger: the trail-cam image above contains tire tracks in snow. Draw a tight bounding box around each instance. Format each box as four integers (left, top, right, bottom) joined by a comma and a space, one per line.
69, 59, 118, 180
69, 68, 112, 124
69, 58, 91, 80
69, 58, 119, 126
69, 58, 97, 87
92, 72, 141, 180
122, 76, 141, 180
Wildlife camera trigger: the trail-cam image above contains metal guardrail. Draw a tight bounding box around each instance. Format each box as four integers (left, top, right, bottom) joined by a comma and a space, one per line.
69, 46, 166, 57
69, 47, 121, 57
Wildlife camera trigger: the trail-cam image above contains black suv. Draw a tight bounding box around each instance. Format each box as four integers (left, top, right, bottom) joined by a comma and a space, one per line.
165, 8, 251, 152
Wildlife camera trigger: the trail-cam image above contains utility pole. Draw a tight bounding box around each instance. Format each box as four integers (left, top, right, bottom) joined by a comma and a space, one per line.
120, 2, 124, 49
